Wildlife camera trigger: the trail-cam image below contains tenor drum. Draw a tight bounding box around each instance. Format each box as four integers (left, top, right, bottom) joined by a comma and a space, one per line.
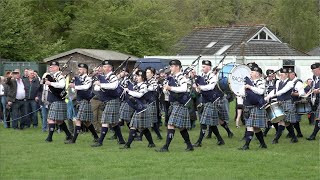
264, 102, 286, 123
218, 63, 250, 95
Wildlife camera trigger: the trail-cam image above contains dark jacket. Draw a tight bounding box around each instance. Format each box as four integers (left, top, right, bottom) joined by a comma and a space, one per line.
23, 77, 41, 100
5, 77, 18, 103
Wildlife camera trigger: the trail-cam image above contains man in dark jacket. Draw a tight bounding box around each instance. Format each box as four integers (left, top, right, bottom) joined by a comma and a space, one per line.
23, 69, 41, 128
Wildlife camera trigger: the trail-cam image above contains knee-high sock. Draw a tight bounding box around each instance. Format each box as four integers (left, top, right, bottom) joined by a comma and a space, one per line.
310, 120, 320, 137
221, 121, 231, 134
274, 125, 285, 140
211, 125, 223, 141
113, 125, 125, 143
142, 128, 154, 144
98, 127, 108, 144
152, 123, 162, 138
286, 124, 297, 138
164, 129, 175, 149
87, 124, 99, 139
273, 123, 279, 132
46, 124, 55, 140
293, 122, 302, 135
72, 125, 81, 142
126, 129, 136, 147
59, 121, 71, 138
196, 124, 207, 144
255, 130, 266, 145
180, 129, 192, 147
244, 131, 254, 146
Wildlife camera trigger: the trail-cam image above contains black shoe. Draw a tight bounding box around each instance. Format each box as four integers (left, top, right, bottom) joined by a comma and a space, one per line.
93, 138, 99, 143
193, 142, 202, 147
45, 138, 52, 143
157, 136, 163, 140
148, 143, 156, 148
291, 137, 298, 143
272, 139, 278, 144
91, 142, 103, 147
65, 135, 73, 141
64, 139, 75, 144
118, 141, 126, 145
120, 144, 130, 149
238, 145, 249, 150
306, 136, 316, 141
297, 134, 303, 138
155, 146, 169, 152
217, 140, 225, 146
185, 146, 194, 151
259, 144, 268, 149
228, 132, 234, 138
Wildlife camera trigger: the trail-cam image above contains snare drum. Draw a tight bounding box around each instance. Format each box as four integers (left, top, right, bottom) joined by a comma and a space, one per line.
264, 102, 286, 123
295, 101, 312, 114
218, 63, 250, 95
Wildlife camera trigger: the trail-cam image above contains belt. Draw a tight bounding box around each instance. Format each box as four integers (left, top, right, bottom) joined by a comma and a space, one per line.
16, 99, 26, 101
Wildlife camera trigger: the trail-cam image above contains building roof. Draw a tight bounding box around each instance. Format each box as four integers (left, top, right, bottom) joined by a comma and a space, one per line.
308, 47, 320, 56
43, 48, 138, 62
175, 25, 307, 56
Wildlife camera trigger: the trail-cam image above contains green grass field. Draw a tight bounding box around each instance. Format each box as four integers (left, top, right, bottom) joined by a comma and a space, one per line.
1, 102, 319, 180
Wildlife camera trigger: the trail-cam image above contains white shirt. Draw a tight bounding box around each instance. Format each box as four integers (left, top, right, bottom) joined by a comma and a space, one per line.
267, 78, 294, 98
199, 72, 217, 91
50, 71, 66, 89
0, 84, 4, 96
75, 74, 92, 91
95, 72, 118, 91
291, 77, 305, 97
16, 78, 26, 100
128, 82, 148, 98
170, 72, 188, 93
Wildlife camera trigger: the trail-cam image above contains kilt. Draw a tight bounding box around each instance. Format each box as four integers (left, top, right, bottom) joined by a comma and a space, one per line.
130, 110, 151, 129
48, 101, 67, 121
76, 100, 93, 122
119, 101, 134, 122
245, 105, 267, 128
101, 98, 120, 124
147, 102, 158, 123
200, 102, 219, 126
214, 97, 229, 122
168, 102, 191, 129
280, 100, 296, 123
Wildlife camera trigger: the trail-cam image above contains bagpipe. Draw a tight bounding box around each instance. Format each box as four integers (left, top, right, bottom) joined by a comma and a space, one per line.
166, 75, 191, 107
183, 55, 201, 75
73, 76, 95, 101
244, 76, 266, 107
194, 75, 217, 103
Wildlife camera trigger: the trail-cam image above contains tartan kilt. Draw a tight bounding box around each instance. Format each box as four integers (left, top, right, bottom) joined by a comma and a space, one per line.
48, 101, 67, 121
101, 98, 120, 124
315, 104, 320, 120
147, 102, 158, 123
200, 102, 219, 126
168, 102, 191, 129
119, 101, 134, 122
280, 100, 296, 123
76, 100, 93, 122
214, 97, 229, 122
245, 106, 267, 128
130, 110, 151, 129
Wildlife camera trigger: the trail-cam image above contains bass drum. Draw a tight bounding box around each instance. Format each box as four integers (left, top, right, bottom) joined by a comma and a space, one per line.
218, 63, 250, 95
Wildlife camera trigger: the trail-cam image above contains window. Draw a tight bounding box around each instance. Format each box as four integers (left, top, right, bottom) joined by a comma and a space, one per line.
205, 41, 217, 48
215, 45, 231, 55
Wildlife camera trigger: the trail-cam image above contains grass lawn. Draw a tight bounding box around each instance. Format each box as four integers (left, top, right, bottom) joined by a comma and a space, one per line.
0, 102, 319, 180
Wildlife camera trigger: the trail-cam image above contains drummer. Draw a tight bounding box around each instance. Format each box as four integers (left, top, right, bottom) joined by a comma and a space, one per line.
263, 69, 279, 137
239, 64, 267, 150
288, 68, 305, 138
265, 68, 299, 144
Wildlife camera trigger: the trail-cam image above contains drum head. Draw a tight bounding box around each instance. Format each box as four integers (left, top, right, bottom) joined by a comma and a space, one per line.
229, 65, 250, 95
